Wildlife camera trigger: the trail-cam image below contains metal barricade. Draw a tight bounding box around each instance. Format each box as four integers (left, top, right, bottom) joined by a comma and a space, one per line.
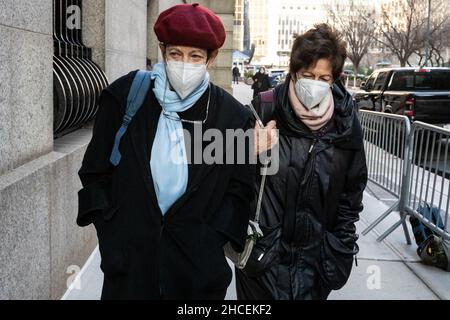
384, 122, 450, 241
358, 110, 412, 243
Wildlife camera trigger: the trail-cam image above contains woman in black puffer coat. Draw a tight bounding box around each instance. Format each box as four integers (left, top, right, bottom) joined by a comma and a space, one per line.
236, 24, 368, 300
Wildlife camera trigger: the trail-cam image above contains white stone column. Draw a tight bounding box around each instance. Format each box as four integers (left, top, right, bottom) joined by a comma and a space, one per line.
82, 0, 106, 71
0, 0, 54, 176
105, 0, 148, 82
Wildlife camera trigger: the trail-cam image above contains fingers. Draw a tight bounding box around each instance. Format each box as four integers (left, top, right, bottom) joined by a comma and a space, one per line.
254, 120, 277, 130
266, 120, 277, 130
254, 120, 278, 156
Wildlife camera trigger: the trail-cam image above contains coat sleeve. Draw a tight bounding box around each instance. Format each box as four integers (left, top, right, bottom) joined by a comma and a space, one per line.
318, 143, 368, 290
208, 117, 256, 252
77, 89, 124, 227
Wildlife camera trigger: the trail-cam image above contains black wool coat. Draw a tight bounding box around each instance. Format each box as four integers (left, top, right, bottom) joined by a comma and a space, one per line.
77, 71, 255, 300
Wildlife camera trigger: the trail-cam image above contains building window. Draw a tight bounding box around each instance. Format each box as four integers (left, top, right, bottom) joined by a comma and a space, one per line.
53, 0, 108, 137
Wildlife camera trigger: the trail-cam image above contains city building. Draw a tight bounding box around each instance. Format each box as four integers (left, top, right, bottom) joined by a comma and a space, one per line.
240, 0, 449, 70
276, 0, 330, 67
247, 0, 270, 65
234, 0, 245, 52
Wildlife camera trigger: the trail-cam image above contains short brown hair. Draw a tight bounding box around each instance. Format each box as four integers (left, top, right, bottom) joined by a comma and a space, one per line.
289, 23, 347, 81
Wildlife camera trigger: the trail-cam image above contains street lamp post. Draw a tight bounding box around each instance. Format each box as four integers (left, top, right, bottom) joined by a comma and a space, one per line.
425, 0, 432, 67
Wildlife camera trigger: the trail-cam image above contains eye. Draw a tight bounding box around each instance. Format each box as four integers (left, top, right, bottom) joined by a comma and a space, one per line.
319, 76, 333, 83
301, 74, 314, 79
191, 53, 205, 61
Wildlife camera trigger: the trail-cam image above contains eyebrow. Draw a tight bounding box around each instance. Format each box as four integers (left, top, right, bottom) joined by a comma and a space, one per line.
301, 72, 332, 78
167, 48, 205, 56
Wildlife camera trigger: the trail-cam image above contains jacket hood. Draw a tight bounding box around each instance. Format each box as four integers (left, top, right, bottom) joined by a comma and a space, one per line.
274, 75, 363, 150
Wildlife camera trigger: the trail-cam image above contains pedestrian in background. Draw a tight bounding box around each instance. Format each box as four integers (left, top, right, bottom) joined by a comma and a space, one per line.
77, 3, 254, 300
236, 23, 368, 300
232, 63, 240, 84
252, 67, 270, 97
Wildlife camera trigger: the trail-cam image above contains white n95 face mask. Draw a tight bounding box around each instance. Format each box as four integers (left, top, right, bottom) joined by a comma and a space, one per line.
166, 61, 207, 99
295, 78, 332, 110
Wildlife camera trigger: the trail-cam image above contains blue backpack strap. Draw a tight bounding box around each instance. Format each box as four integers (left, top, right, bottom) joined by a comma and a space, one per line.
110, 70, 152, 166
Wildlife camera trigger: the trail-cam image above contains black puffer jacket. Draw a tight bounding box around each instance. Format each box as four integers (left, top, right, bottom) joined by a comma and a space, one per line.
236, 77, 368, 300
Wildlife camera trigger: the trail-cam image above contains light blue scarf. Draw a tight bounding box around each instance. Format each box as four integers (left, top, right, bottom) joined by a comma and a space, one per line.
150, 63, 210, 215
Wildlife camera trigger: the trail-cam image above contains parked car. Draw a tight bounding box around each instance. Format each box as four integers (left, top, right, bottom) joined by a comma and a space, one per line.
343, 69, 366, 79
354, 67, 450, 125
268, 69, 287, 88
269, 74, 280, 88
269, 69, 286, 76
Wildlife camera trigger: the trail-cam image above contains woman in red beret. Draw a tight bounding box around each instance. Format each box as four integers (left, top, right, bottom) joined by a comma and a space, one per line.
77, 4, 255, 300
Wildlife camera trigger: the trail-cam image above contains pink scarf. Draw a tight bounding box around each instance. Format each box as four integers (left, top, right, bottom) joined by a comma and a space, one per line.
288, 80, 334, 131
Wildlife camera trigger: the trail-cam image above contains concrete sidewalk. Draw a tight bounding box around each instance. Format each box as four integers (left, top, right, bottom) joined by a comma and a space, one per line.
62, 188, 447, 300
62, 83, 449, 300
329, 189, 445, 300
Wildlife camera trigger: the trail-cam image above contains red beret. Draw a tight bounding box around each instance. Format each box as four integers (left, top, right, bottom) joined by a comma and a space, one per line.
154, 3, 226, 50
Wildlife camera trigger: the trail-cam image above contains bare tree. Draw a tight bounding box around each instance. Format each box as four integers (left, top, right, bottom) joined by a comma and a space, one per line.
326, 0, 377, 86
430, 22, 450, 66
414, 1, 450, 66
375, 0, 449, 67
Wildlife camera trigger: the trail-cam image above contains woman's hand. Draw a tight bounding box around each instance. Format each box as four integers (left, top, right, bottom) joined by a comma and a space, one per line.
254, 120, 278, 156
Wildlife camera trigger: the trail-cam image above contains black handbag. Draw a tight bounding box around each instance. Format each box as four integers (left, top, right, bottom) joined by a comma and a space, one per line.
243, 223, 281, 276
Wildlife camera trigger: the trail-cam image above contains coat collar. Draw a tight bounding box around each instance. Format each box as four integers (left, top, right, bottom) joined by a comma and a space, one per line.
128, 90, 161, 217
274, 75, 363, 150
128, 83, 245, 218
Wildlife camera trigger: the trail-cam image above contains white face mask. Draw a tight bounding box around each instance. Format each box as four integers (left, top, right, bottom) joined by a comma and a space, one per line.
295, 78, 331, 110
166, 60, 207, 99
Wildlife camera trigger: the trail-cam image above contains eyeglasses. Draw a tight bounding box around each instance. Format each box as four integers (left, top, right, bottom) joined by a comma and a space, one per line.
161, 81, 211, 125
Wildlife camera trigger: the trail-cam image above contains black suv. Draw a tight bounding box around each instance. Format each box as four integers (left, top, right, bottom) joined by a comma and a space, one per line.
354, 67, 450, 125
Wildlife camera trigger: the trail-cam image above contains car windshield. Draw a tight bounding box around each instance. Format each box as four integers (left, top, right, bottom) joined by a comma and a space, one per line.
389, 70, 450, 90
